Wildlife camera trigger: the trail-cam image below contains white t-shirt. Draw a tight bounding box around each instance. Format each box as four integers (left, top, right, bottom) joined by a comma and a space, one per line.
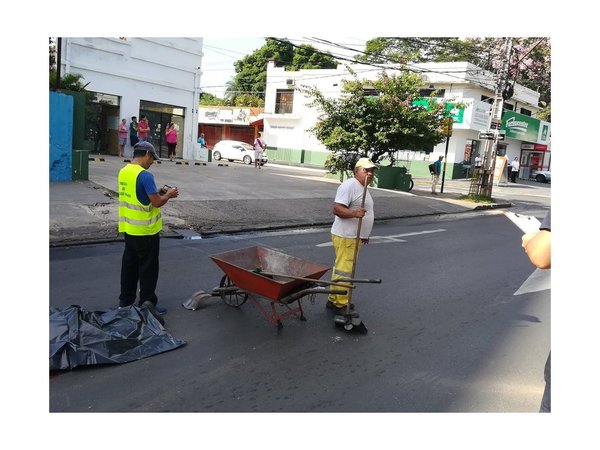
511, 160, 520, 171
254, 138, 265, 152
331, 178, 374, 239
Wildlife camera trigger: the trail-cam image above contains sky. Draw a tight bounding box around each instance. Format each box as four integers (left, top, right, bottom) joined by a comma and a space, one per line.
199, 37, 368, 98
200, 37, 266, 97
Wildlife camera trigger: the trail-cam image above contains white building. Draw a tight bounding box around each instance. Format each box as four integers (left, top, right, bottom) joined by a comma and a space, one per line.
59, 37, 203, 159
262, 61, 551, 179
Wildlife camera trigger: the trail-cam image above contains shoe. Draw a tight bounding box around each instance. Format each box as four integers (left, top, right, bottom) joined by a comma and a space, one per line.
326, 301, 354, 311
141, 301, 165, 326
155, 305, 167, 315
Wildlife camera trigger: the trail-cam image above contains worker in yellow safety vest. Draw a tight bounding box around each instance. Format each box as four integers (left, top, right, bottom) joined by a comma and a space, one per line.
118, 141, 178, 325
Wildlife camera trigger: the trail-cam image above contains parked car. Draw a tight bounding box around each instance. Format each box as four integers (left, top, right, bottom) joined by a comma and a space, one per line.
212, 140, 268, 165
530, 169, 551, 183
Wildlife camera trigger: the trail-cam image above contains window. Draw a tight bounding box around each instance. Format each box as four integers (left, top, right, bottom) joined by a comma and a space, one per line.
520, 108, 532, 116
420, 88, 446, 97
275, 89, 294, 114
504, 103, 514, 111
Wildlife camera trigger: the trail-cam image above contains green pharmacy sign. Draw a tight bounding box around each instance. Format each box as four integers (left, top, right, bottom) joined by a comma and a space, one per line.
412, 98, 464, 124
501, 111, 540, 142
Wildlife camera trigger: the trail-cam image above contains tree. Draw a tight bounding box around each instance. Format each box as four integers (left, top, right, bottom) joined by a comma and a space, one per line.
199, 92, 227, 106
228, 38, 337, 106
303, 70, 450, 174
358, 37, 551, 118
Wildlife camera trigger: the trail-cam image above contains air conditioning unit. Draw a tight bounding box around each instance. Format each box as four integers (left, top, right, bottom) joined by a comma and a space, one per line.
286, 79, 295, 87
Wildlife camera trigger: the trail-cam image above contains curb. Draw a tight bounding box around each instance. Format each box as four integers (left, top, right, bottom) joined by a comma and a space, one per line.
49, 203, 512, 248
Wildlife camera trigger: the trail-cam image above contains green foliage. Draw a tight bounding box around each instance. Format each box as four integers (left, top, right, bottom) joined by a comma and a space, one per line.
200, 92, 228, 106
537, 104, 551, 122
459, 194, 493, 204
358, 37, 551, 114
227, 38, 337, 106
49, 72, 90, 92
303, 71, 451, 173
233, 94, 264, 107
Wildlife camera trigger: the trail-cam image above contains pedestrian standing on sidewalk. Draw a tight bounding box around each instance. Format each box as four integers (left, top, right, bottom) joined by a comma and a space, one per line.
118, 118, 128, 157
253, 132, 266, 169
327, 157, 377, 313
117, 141, 179, 325
510, 157, 520, 183
431, 155, 443, 194
165, 122, 178, 161
521, 208, 551, 412
137, 115, 150, 142
129, 116, 139, 148
197, 133, 206, 147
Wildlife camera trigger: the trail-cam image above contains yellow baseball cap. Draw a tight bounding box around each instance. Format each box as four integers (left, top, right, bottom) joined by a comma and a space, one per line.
354, 157, 377, 170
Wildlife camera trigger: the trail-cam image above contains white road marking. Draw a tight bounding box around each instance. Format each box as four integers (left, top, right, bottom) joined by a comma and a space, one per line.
316, 229, 446, 247
513, 268, 551, 296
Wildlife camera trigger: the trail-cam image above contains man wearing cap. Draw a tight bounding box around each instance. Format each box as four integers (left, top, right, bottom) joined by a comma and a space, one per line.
327, 157, 377, 312
117, 141, 178, 325
431, 155, 444, 195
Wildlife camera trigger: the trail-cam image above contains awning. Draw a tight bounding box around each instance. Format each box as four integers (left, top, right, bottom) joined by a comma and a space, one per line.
249, 118, 263, 127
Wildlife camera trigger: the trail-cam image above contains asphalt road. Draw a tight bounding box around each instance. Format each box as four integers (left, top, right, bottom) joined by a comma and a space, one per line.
50, 210, 549, 413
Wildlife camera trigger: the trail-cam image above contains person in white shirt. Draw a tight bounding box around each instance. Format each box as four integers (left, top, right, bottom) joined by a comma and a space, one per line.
253, 132, 266, 169
327, 158, 377, 312
510, 157, 520, 183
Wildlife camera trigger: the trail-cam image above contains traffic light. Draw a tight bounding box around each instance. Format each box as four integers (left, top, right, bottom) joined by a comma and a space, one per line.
440, 117, 453, 137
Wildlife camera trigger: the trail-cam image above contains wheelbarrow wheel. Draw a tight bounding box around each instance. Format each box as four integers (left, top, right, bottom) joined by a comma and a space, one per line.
219, 275, 248, 307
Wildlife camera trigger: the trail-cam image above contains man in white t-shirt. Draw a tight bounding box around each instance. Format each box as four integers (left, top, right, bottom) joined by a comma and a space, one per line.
253, 132, 266, 169
510, 157, 520, 183
327, 157, 377, 312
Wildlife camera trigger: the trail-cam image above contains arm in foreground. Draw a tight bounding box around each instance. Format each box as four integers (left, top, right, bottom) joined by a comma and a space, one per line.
522, 230, 551, 269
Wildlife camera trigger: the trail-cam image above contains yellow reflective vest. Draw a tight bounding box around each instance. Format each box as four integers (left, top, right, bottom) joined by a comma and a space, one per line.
118, 164, 162, 235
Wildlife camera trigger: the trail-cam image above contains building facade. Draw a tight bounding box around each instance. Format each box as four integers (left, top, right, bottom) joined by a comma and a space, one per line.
261, 61, 551, 179
59, 37, 203, 159
197, 106, 264, 148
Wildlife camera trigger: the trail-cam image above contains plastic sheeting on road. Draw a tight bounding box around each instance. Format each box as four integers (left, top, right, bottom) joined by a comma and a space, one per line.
50, 305, 186, 371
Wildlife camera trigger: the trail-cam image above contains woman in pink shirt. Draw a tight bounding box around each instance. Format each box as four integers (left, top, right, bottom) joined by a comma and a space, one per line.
118, 118, 128, 157
166, 122, 178, 161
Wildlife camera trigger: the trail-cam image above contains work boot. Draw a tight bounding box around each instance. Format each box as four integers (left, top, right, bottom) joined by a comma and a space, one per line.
141, 301, 165, 326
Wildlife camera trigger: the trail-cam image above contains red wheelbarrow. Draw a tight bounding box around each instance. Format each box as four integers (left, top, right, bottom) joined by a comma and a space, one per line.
184, 246, 379, 330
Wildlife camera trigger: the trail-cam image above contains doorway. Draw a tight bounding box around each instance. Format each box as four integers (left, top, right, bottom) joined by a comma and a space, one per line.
140, 100, 185, 159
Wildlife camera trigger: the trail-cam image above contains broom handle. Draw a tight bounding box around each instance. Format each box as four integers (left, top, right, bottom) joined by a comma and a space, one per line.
346, 178, 369, 311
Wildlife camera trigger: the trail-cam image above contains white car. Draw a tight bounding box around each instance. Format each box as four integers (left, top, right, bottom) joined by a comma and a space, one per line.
212, 140, 268, 165
531, 169, 551, 183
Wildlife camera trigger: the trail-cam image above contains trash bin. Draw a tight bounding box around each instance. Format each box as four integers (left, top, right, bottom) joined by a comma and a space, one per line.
396, 173, 412, 192
72, 149, 89, 180
375, 166, 397, 189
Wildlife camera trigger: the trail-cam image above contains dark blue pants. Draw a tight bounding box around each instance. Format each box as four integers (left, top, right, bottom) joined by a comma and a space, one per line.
119, 233, 160, 307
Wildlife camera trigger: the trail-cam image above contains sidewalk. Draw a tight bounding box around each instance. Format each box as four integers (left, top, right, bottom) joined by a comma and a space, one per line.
49, 156, 511, 247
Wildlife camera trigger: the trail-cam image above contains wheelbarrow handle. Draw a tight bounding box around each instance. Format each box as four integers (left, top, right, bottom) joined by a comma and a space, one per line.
336, 278, 382, 284
254, 271, 355, 289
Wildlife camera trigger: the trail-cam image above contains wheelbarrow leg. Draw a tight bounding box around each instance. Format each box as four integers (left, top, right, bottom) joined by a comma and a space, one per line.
270, 302, 284, 329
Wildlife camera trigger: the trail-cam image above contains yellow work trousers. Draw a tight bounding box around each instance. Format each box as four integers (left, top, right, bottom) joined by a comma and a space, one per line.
328, 234, 362, 307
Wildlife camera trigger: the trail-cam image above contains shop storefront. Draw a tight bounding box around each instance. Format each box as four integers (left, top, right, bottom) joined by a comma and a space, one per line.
501, 111, 551, 179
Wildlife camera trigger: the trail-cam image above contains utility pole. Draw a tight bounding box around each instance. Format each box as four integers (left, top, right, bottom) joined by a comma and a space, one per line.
469, 37, 512, 198
440, 117, 453, 193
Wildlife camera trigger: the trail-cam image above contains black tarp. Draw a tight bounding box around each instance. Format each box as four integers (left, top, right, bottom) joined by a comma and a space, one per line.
50, 305, 186, 371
